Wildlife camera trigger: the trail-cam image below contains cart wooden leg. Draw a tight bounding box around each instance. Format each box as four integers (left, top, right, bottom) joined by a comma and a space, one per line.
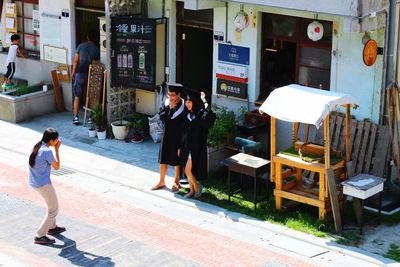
319, 172, 326, 219
275, 162, 282, 210
319, 207, 326, 220
296, 168, 302, 187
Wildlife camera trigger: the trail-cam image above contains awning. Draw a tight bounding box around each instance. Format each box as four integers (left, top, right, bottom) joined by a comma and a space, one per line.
259, 84, 359, 128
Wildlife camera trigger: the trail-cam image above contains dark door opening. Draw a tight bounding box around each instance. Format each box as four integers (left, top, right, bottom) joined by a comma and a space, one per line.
176, 26, 213, 101
176, 2, 213, 103
75, 0, 105, 47
262, 39, 296, 98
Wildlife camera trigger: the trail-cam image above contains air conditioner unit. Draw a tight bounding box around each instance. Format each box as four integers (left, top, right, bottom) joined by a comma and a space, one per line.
100, 35, 106, 52
98, 16, 106, 34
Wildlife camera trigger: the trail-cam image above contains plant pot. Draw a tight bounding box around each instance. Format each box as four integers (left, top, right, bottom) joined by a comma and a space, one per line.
111, 120, 129, 140
97, 130, 107, 140
88, 129, 97, 138
131, 133, 143, 144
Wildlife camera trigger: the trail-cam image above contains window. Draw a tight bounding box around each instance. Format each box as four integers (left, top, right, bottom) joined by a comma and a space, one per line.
298, 46, 331, 89
177, 2, 213, 29
15, 0, 39, 53
260, 13, 332, 100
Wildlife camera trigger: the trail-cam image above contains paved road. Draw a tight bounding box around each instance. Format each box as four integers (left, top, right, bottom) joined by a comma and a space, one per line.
0, 162, 314, 267
0, 113, 396, 266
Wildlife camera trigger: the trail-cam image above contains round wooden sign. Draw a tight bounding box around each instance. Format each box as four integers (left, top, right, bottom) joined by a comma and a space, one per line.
363, 39, 378, 66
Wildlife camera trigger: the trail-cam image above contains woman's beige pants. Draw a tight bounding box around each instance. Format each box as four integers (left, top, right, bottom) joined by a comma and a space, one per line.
35, 184, 58, 237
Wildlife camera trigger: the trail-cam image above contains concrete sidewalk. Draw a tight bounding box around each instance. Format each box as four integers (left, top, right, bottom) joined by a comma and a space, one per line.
0, 112, 397, 266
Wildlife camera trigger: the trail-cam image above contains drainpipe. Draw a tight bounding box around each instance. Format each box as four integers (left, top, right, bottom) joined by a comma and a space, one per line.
395, 1, 400, 83
225, 1, 229, 42
379, 0, 400, 126
105, 0, 112, 126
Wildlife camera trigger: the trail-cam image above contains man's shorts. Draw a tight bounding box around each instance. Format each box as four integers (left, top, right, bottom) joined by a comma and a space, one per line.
73, 73, 88, 98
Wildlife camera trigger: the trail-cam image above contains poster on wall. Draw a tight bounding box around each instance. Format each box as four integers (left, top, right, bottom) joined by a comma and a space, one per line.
111, 17, 157, 88
218, 43, 250, 65
43, 45, 67, 64
217, 79, 247, 99
32, 10, 40, 31
40, 14, 62, 47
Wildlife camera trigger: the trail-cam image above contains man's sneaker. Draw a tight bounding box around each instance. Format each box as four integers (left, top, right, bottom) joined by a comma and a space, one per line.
34, 235, 55, 245
73, 116, 79, 125
179, 177, 189, 185
47, 226, 66, 235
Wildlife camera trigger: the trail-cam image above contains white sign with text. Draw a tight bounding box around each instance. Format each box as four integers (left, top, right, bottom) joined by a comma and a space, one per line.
216, 62, 248, 79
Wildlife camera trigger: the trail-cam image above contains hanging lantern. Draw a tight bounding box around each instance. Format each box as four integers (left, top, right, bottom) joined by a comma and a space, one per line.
307, 21, 324, 42
234, 5, 249, 32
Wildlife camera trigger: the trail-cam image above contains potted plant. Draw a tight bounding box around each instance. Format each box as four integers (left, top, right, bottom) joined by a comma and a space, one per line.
91, 103, 107, 140
207, 105, 238, 173
88, 123, 97, 138
127, 112, 148, 143
111, 106, 129, 140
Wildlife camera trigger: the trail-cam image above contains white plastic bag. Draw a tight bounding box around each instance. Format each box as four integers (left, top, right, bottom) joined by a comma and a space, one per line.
148, 114, 164, 143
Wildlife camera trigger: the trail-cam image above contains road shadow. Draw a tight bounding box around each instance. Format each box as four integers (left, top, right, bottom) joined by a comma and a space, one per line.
50, 234, 115, 266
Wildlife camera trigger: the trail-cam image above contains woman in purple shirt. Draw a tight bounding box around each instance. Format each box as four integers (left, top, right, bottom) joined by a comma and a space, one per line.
29, 128, 65, 245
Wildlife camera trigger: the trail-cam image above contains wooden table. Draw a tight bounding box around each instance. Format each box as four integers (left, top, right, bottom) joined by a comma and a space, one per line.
225, 153, 270, 210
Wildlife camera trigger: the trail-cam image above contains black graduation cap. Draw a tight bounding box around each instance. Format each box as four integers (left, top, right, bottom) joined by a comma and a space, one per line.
167, 83, 184, 94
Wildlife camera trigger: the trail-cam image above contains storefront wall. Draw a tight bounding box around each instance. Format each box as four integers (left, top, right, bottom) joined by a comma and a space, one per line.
210, 3, 384, 150
0, 0, 75, 83
0, 0, 75, 109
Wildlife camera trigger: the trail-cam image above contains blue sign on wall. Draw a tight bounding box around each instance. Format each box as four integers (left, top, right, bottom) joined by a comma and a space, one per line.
218, 43, 250, 65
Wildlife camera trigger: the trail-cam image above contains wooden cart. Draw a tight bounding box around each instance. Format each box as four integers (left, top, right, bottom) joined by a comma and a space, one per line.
260, 84, 358, 219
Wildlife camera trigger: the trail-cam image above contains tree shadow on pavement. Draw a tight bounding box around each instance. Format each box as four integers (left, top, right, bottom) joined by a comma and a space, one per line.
51, 234, 115, 266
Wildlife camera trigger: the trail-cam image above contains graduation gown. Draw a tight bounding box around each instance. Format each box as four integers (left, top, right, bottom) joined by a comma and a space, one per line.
158, 98, 185, 166
180, 105, 216, 180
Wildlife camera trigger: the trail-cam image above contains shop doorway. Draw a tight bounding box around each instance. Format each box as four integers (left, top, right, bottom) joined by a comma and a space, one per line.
176, 2, 213, 102
260, 13, 332, 101
75, 1, 105, 46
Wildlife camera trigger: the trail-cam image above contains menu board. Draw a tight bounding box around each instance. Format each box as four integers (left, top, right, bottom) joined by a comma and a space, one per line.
111, 17, 157, 88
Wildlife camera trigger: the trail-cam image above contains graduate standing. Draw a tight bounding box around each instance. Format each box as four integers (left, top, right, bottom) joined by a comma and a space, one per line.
152, 84, 185, 191
180, 91, 215, 198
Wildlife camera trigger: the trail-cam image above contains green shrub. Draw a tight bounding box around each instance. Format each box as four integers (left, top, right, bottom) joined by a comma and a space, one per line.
91, 103, 106, 131
128, 112, 148, 134
13, 84, 41, 96
208, 105, 237, 147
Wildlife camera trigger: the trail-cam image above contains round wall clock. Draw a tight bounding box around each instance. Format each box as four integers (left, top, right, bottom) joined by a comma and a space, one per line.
363, 39, 378, 66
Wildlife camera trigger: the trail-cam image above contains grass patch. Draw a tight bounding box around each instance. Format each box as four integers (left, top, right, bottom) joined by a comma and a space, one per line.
384, 244, 400, 262
180, 173, 330, 237
181, 171, 400, 241
381, 211, 400, 225
336, 230, 362, 246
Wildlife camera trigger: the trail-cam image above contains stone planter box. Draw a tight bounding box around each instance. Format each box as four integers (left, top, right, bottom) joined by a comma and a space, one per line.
0, 89, 56, 123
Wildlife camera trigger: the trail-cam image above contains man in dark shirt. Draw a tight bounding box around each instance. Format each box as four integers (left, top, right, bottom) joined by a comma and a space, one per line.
71, 30, 100, 125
